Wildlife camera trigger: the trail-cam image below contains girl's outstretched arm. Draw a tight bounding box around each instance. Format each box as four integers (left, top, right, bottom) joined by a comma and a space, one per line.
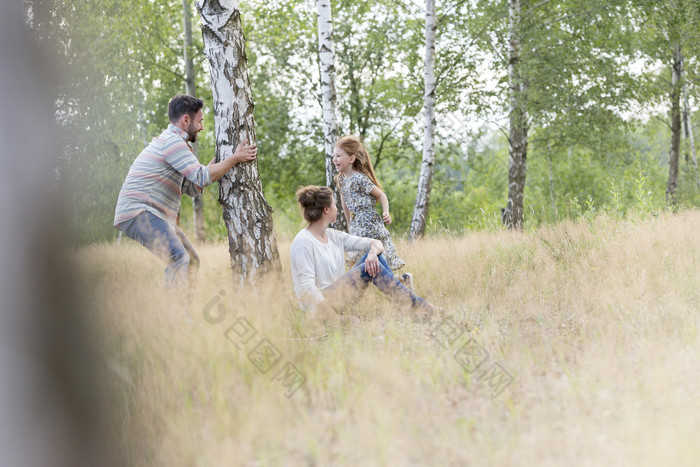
371, 187, 392, 224
340, 191, 351, 226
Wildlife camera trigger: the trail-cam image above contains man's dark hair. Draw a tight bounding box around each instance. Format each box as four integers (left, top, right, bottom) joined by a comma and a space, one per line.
168, 94, 204, 123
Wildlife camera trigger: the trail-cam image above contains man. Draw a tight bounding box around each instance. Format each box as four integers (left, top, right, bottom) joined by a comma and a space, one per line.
114, 94, 256, 288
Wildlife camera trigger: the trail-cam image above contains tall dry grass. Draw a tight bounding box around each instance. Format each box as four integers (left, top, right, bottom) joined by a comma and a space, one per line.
78, 212, 700, 466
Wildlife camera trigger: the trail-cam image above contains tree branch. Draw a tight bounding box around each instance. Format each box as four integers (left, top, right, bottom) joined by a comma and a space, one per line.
437, 0, 471, 27
373, 119, 402, 169
652, 113, 672, 130
537, 9, 602, 30
385, 0, 425, 28
524, 0, 555, 15
434, 19, 496, 86
132, 56, 185, 82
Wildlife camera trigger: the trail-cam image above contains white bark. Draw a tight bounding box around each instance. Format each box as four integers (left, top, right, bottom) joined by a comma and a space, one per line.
505, 0, 527, 229
682, 77, 700, 188
410, 0, 437, 239
197, 0, 281, 281
548, 152, 557, 218
316, 0, 345, 231
183, 0, 206, 242
667, 42, 682, 205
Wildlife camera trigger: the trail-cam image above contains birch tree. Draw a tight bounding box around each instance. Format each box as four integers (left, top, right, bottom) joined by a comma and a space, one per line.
410, 0, 437, 238
503, 0, 527, 229
633, 0, 700, 205
182, 0, 207, 242
196, 0, 281, 280
682, 78, 700, 187
667, 42, 682, 205
316, 0, 346, 231
465, 0, 637, 228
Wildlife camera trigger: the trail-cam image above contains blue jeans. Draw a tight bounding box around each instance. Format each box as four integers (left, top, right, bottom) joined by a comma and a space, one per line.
322, 252, 426, 309
118, 211, 199, 288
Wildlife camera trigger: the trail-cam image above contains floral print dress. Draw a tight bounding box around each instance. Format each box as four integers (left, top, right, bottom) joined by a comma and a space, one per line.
338, 172, 405, 271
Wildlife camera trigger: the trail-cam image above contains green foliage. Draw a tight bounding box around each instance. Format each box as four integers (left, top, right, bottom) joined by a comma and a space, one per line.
30, 0, 213, 243
31, 0, 700, 244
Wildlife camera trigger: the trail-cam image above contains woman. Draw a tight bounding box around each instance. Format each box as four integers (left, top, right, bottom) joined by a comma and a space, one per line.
289, 185, 433, 323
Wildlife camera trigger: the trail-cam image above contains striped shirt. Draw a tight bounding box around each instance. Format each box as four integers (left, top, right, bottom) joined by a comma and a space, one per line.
114, 124, 211, 227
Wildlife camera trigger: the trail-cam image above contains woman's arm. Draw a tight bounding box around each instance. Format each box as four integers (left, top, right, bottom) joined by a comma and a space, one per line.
364, 239, 384, 277
290, 240, 326, 309
336, 230, 384, 277
370, 187, 392, 224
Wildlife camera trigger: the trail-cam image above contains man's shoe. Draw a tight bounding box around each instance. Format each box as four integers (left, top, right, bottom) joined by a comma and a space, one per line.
400, 273, 413, 290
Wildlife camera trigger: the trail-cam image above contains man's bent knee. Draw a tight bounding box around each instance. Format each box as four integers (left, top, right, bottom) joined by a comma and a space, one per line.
188, 250, 200, 269
172, 249, 191, 268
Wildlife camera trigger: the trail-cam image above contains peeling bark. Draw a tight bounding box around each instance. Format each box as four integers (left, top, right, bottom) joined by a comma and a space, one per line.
505, 0, 528, 229
410, 0, 437, 239
197, 0, 281, 281
316, 0, 346, 231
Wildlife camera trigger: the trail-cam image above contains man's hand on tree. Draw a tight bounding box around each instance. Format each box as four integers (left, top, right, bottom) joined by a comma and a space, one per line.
231, 140, 257, 165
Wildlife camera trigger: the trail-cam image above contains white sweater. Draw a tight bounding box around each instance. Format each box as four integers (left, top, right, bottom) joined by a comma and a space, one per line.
290, 228, 371, 311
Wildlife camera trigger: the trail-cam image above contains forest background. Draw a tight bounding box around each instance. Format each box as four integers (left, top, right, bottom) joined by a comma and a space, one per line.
36, 0, 700, 244
13, 3, 700, 463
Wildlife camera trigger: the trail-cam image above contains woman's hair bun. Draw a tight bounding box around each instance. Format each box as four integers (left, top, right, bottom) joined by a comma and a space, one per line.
296, 186, 318, 208
295, 185, 333, 222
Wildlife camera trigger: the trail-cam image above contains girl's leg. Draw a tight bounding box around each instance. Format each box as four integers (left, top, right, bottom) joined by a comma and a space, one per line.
326, 253, 425, 308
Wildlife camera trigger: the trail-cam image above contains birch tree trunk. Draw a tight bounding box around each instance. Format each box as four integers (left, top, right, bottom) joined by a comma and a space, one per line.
196, 0, 281, 280
410, 0, 437, 239
548, 152, 557, 218
667, 41, 682, 206
682, 75, 700, 188
183, 0, 207, 242
504, 0, 528, 229
316, 0, 346, 231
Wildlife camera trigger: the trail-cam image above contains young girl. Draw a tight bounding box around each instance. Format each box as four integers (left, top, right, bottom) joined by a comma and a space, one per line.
333, 135, 412, 287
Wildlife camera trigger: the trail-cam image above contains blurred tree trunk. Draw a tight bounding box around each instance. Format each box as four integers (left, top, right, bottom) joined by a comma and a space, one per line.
183, 0, 206, 242
410, 0, 437, 239
504, 0, 528, 229
667, 41, 682, 205
548, 152, 557, 219
197, 0, 281, 281
316, 0, 346, 231
682, 74, 700, 188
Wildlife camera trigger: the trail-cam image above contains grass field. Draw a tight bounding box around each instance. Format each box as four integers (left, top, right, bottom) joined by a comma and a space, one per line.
79, 211, 700, 466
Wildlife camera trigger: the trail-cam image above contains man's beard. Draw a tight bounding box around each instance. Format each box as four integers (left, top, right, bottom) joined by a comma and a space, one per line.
186, 122, 198, 143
